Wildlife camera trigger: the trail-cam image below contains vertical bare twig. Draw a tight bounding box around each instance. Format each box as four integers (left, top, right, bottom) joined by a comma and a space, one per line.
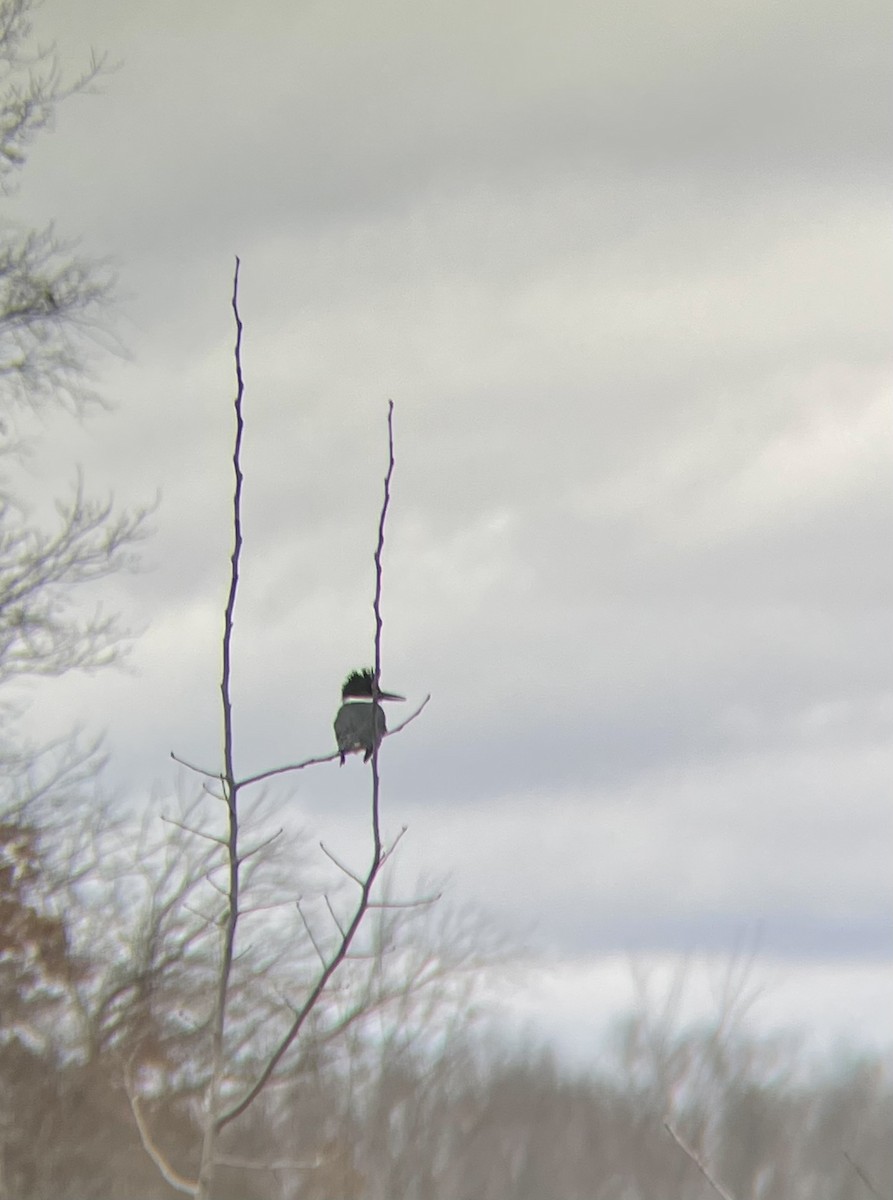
215, 401, 398, 1132
196, 256, 246, 1199
135, 280, 410, 1192
370, 399, 396, 859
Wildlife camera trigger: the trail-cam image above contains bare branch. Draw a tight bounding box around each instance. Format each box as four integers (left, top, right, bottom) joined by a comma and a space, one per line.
195, 256, 246, 1199
844, 1152, 890, 1200
381, 824, 408, 864
170, 751, 221, 780
204, 873, 228, 900
0, 224, 116, 415
124, 1067, 198, 1196
0, 6, 108, 192
372, 400, 395, 692
235, 748, 341, 788
216, 403, 400, 1132
238, 897, 297, 916
182, 901, 222, 926
324, 892, 346, 938
384, 693, 431, 738
236, 827, 283, 864
214, 1153, 322, 1171
161, 815, 227, 847
0, 477, 152, 686
319, 840, 363, 886
217, 850, 380, 1130
664, 1121, 736, 1200
0, 9, 119, 417
234, 701, 427, 789
367, 894, 441, 910
296, 897, 327, 966
1, 729, 105, 822
369, 400, 396, 859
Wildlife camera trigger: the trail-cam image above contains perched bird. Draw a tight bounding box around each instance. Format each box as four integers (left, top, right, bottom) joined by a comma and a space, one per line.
334, 668, 405, 764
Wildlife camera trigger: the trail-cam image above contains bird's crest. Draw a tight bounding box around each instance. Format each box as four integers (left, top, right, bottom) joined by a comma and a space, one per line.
341, 668, 376, 699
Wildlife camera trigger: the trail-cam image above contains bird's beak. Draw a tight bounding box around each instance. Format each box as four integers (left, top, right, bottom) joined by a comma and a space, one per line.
377, 689, 406, 702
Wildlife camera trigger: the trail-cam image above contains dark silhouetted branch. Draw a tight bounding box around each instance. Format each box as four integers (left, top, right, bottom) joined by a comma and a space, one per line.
216, 402, 401, 1132
234, 695, 429, 788
195, 256, 247, 1200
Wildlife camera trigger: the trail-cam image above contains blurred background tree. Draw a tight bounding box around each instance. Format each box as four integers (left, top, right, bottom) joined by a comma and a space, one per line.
0, 0, 147, 795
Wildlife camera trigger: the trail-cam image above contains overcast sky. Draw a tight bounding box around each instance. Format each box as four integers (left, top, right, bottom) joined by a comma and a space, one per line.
9, 0, 892, 1056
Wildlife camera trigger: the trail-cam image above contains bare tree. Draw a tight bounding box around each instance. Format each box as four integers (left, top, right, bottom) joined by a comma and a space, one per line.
0, 0, 111, 417
0, 15, 150, 1186
0, 479, 144, 684
0, 224, 113, 417
4, 766, 891, 1200
119, 261, 430, 1198
0, 0, 148, 795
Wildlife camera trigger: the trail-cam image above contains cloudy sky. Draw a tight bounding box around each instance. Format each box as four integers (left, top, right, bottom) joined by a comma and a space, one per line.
10, 0, 892, 1057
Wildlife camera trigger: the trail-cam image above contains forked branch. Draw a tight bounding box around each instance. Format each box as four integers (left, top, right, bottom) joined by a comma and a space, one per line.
216, 401, 401, 1132
233, 693, 430, 789
136, 269, 422, 1198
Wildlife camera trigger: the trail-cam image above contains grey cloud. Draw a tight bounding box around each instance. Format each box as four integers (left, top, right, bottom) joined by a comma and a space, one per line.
7, 0, 889, 1048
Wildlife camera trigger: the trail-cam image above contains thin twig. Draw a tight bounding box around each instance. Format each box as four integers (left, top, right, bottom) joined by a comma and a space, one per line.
214, 1154, 323, 1171
236, 749, 341, 788
845, 1152, 890, 1200
296, 897, 327, 966
664, 1121, 736, 1200
324, 892, 347, 937
170, 750, 221, 779
319, 840, 364, 885
381, 824, 409, 864
204, 873, 229, 899
386, 694, 431, 737
367, 894, 441, 909
235, 699, 428, 788
216, 402, 400, 1132
370, 400, 396, 859
237, 827, 284, 864
196, 255, 247, 1198
124, 1068, 197, 1196
238, 897, 298, 916
182, 902, 221, 926
217, 845, 385, 1130
161, 815, 228, 846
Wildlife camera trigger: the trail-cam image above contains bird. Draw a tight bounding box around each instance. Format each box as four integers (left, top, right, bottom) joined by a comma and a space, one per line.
334, 668, 405, 764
